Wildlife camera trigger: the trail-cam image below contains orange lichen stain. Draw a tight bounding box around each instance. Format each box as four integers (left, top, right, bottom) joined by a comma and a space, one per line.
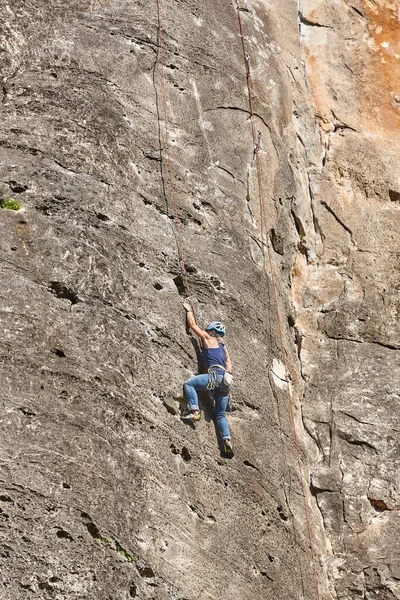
303, 50, 334, 129
361, 0, 400, 134
301, 6, 333, 127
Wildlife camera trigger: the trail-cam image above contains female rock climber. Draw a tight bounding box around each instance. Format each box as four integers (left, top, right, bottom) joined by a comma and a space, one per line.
182, 301, 234, 458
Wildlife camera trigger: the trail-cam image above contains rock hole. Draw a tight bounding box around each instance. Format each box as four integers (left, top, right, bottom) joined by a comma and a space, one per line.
7, 181, 28, 193
19, 219, 27, 224
56, 529, 73, 541
51, 348, 66, 358
153, 282, 163, 290
270, 229, 284, 255
19, 407, 36, 417
137, 564, 155, 578
207, 514, 216, 522
268, 555, 275, 563
181, 446, 192, 462
170, 443, 180, 455
38, 580, 53, 590
96, 212, 110, 221
62, 482, 71, 489
0, 495, 13, 503
243, 459, 257, 470
85, 522, 101, 539
368, 497, 390, 512
287, 314, 295, 328
10, 246, 17, 251
173, 274, 186, 296
291, 210, 306, 237
129, 582, 138, 597
277, 505, 288, 521
167, 63, 178, 69
50, 72, 58, 79
389, 190, 400, 203
138, 262, 146, 268
185, 265, 197, 273
47, 281, 81, 304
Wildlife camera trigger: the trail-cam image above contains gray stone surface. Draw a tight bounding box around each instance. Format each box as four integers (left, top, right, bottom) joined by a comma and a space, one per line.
0, 0, 398, 599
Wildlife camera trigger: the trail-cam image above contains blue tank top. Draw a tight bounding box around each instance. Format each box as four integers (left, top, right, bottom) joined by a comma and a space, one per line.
202, 341, 226, 376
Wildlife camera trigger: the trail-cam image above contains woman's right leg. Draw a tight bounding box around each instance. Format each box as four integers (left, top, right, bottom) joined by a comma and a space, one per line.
214, 389, 234, 457
214, 388, 231, 439
183, 374, 210, 410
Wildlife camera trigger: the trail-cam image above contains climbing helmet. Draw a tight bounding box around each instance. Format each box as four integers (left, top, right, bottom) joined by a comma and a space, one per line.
205, 321, 226, 336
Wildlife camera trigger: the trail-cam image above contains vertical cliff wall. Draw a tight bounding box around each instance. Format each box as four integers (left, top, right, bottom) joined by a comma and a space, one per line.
0, 1, 398, 599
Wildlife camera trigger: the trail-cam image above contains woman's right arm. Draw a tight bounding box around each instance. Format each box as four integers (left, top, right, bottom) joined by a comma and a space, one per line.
183, 302, 210, 341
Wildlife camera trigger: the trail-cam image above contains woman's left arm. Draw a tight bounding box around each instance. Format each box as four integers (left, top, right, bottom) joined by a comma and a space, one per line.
225, 347, 232, 373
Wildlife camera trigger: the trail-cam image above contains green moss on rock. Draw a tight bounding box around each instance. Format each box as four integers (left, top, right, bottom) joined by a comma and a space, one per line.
1, 197, 22, 211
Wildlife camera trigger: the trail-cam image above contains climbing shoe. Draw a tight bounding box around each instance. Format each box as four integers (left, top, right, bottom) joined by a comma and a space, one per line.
224, 439, 235, 458
181, 410, 201, 422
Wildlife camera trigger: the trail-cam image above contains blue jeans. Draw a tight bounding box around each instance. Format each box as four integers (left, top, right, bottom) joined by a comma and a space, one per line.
183, 373, 231, 439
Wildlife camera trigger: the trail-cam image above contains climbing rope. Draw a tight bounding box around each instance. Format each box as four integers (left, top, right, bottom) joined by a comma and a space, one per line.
236, 2, 321, 598
156, 0, 198, 321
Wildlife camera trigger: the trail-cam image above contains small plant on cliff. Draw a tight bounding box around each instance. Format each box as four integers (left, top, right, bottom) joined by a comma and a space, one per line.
1, 197, 22, 211
115, 541, 133, 562
95, 535, 110, 545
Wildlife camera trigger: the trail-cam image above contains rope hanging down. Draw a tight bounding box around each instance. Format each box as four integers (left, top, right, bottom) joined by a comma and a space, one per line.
235, 3, 321, 599
156, 0, 197, 320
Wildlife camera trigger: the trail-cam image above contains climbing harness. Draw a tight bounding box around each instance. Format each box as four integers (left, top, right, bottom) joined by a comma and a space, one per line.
207, 367, 219, 390
235, 3, 321, 599
207, 364, 233, 389
207, 365, 233, 415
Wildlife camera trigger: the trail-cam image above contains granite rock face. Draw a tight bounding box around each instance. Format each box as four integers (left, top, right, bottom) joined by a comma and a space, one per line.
296, 1, 400, 599
0, 1, 398, 599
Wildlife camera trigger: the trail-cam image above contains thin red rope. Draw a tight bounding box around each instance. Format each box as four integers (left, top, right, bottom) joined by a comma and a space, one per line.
156, 0, 198, 322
